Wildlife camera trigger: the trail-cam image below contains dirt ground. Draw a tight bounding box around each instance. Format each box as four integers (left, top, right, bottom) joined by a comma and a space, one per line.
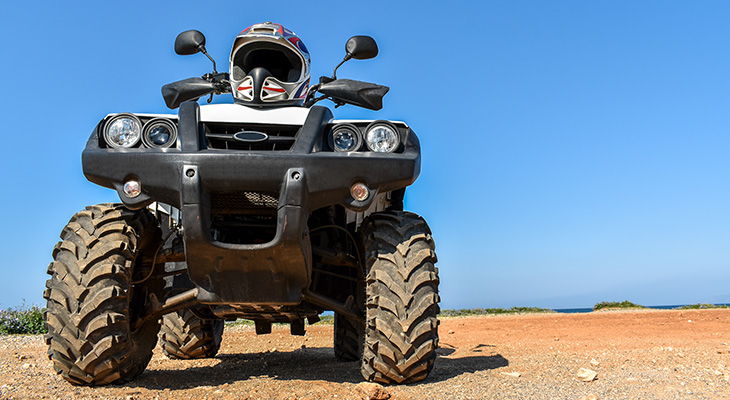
1, 308, 729, 399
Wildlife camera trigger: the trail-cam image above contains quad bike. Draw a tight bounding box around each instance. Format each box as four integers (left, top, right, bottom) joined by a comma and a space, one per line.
43, 23, 439, 386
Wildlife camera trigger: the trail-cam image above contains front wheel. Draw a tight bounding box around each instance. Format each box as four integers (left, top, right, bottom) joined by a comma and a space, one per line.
359, 211, 440, 384
43, 204, 163, 385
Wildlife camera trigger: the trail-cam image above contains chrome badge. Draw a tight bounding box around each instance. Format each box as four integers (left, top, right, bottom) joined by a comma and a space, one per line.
233, 131, 269, 142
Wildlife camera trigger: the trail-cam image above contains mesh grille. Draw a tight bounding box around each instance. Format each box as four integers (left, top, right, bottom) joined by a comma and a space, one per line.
210, 191, 278, 214
204, 122, 299, 151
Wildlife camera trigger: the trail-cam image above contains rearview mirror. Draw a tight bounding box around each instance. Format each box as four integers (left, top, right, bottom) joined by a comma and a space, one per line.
330, 36, 379, 79
174, 30, 206, 56
345, 36, 378, 60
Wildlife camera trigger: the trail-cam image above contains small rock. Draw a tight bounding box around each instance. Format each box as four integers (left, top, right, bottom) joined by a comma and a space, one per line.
355, 382, 391, 400
448, 330, 455, 334
22, 363, 31, 369
500, 371, 521, 378
579, 394, 598, 400
590, 358, 600, 367
576, 368, 598, 382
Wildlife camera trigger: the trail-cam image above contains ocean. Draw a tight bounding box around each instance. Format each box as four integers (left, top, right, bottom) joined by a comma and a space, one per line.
554, 304, 730, 314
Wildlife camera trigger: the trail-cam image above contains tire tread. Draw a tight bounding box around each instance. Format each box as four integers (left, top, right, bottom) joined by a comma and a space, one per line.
360, 211, 439, 384
159, 309, 223, 359
44, 203, 162, 386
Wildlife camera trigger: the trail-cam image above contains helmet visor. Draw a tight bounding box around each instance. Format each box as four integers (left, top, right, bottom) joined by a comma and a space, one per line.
232, 41, 302, 82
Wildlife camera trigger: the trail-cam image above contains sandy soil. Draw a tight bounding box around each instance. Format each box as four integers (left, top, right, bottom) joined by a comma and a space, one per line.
2, 308, 729, 399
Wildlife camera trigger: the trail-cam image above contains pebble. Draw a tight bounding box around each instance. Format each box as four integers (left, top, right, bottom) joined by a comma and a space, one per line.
576, 368, 598, 382
355, 382, 390, 400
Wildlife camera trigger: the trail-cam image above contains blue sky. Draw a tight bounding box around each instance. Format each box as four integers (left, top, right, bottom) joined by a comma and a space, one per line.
1, 1, 728, 310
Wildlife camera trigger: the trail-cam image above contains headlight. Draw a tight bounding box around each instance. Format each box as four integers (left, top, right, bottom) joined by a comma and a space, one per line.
142, 118, 178, 148
104, 114, 142, 148
365, 122, 400, 153
330, 124, 362, 152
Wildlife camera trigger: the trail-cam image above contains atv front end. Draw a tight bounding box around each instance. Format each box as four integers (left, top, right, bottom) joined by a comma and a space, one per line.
82, 102, 420, 307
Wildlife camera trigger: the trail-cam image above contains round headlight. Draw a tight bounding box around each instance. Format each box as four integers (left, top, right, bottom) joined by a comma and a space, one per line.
142, 118, 178, 148
330, 124, 362, 152
104, 114, 142, 148
365, 122, 400, 153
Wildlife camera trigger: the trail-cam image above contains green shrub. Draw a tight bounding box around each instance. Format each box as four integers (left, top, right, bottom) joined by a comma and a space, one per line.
677, 303, 729, 310
593, 300, 645, 311
0, 303, 47, 335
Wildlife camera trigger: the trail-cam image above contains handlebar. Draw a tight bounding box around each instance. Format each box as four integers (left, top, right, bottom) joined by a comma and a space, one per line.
162, 73, 230, 109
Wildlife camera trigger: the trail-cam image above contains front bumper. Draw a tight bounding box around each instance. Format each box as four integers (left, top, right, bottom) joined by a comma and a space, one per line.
82, 102, 421, 305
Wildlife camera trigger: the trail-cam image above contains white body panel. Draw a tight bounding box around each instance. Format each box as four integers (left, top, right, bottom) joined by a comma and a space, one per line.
105, 105, 414, 128
106, 103, 312, 126
199, 104, 311, 124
